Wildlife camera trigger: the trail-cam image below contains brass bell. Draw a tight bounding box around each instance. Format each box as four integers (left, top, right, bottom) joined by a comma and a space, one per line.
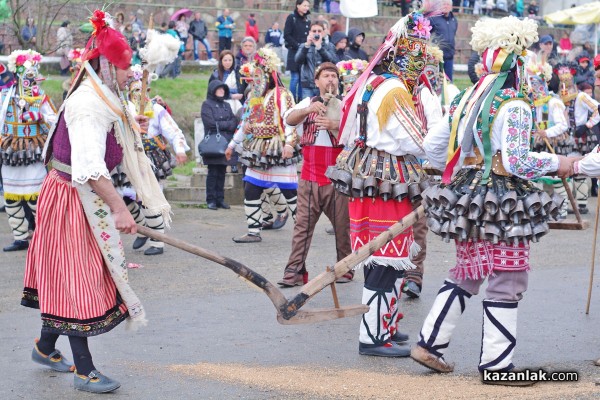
467, 194, 484, 221
379, 181, 393, 202
427, 218, 442, 235
500, 190, 518, 214
439, 187, 458, 208
456, 193, 471, 216
351, 176, 365, 198
484, 223, 502, 244
523, 192, 542, 216
505, 224, 524, 246
419, 178, 431, 192
393, 182, 409, 202
364, 176, 378, 198
511, 200, 525, 225
408, 182, 422, 202
455, 216, 470, 241
484, 190, 499, 214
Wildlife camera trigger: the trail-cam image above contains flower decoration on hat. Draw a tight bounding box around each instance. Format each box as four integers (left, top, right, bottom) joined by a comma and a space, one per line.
253, 46, 281, 74
67, 48, 84, 64
555, 62, 578, 102
82, 8, 133, 70
8, 49, 42, 75
337, 59, 367, 77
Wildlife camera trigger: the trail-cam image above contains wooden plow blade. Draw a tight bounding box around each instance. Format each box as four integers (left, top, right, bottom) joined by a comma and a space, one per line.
136, 205, 424, 325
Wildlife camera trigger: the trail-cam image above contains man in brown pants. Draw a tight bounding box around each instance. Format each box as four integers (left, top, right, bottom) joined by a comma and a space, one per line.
277, 62, 352, 287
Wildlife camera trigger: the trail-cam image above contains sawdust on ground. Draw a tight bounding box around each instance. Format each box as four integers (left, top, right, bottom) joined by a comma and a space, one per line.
167, 362, 596, 400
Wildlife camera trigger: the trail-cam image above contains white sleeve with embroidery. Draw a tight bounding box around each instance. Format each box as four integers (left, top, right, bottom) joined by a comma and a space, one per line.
495, 100, 559, 179
365, 79, 426, 157
64, 84, 115, 185
155, 104, 190, 154
423, 117, 451, 170
576, 92, 600, 127
40, 99, 58, 127
421, 87, 444, 129
544, 99, 568, 139
576, 148, 600, 176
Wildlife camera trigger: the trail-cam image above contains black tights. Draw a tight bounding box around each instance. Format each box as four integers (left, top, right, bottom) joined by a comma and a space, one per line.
37, 330, 96, 375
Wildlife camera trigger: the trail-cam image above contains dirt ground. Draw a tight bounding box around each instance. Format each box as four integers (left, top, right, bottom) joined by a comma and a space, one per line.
2, 201, 600, 399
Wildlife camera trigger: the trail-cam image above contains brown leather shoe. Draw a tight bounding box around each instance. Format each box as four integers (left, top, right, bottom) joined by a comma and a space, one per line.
232, 233, 262, 243
277, 268, 308, 287
410, 345, 454, 373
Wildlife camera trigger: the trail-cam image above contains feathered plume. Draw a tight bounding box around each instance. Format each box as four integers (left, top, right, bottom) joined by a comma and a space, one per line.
138, 29, 180, 72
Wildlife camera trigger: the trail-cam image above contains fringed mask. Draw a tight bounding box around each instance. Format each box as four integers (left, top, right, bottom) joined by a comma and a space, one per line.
128, 64, 156, 117
7, 49, 44, 97
337, 59, 367, 96
383, 12, 432, 93
556, 63, 577, 102
526, 62, 552, 103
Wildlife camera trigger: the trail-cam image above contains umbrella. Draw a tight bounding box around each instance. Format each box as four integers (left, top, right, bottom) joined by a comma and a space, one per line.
79, 22, 93, 33
544, 2, 600, 55
170, 8, 193, 22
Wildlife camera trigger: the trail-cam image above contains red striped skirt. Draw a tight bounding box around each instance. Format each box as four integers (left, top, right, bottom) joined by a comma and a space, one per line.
22, 170, 127, 336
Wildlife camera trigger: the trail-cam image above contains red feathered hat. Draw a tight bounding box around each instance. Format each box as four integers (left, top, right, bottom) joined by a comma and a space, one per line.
82, 10, 133, 70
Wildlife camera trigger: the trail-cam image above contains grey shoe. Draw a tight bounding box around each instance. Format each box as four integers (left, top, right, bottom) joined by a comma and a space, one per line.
144, 246, 164, 256
359, 341, 411, 357
271, 213, 289, 230
74, 370, 121, 393
31, 344, 74, 372
403, 281, 421, 298
132, 236, 148, 250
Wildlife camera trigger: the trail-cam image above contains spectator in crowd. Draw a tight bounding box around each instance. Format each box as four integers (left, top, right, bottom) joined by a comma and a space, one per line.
175, 14, 190, 59
265, 21, 285, 68
345, 28, 368, 61
559, 31, 572, 54
284, 0, 312, 102
236, 36, 257, 72
160, 21, 183, 79
245, 13, 259, 43
510, 0, 524, 17
114, 12, 126, 34
539, 35, 559, 66
210, 50, 244, 102
129, 11, 144, 32
129, 26, 146, 65
201, 80, 238, 210
331, 31, 348, 63
216, 8, 235, 52
56, 20, 73, 76
329, 17, 341, 35
575, 53, 595, 87
538, 35, 560, 93
528, 0, 540, 18
295, 21, 335, 99
313, 0, 321, 12
21, 17, 37, 48
429, 0, 457, 80
189, 12, 216, 63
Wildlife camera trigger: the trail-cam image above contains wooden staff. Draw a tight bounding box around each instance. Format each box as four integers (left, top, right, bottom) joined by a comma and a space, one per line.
138, 13, 154, 116
586, 190, 600, 314
543, 137, 587, 229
